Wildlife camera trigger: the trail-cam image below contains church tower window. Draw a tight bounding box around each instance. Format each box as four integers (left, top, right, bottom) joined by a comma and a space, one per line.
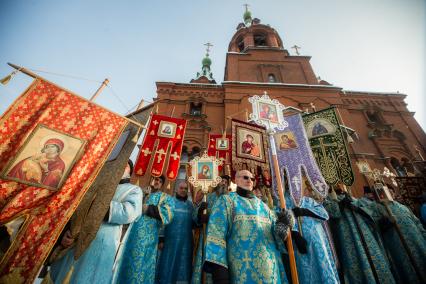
254, 33, 267, 46
189, 102, 202, 116
237, 37, 245, 52
268, 73, 277, 83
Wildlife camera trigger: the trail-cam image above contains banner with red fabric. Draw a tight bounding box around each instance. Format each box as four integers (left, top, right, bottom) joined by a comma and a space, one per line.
0, 79, 128, 283
134, 114, 186, 180
207, 134, 232, 172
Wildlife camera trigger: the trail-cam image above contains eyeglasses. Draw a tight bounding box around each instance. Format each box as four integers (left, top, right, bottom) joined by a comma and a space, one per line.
242, 175, 255, 181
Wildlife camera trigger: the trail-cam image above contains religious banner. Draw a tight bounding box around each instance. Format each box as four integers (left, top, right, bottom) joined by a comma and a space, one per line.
303, 107, 354, 186
134, 114, 186, 180
395, 176, 426, 217
231, 119, 270, 174
207, 134, 232, 172
188, 151, 222, 194
274, 114, 328, 206
0, 78, 128, 283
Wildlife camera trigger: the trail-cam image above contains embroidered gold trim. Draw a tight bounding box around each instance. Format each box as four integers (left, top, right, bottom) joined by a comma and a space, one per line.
207, 236, 226, 247
233, 214, 271, 224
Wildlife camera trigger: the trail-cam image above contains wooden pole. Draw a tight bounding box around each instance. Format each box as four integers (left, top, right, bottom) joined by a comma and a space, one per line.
90, 78, 109, 101
269, 133, 299, 284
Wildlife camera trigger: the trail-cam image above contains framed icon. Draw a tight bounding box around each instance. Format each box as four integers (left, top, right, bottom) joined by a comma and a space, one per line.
157, 121, 177, 138
2, 124, 86, 190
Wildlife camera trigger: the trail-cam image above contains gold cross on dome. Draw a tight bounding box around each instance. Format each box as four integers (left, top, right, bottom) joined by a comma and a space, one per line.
292, 45, 301, 55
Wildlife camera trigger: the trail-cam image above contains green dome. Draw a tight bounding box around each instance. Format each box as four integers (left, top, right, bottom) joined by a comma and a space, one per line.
243, 10, 252, 23
202, 56, 212, 67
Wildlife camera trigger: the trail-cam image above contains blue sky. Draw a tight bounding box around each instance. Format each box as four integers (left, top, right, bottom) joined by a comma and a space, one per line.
1, 0, 425, 129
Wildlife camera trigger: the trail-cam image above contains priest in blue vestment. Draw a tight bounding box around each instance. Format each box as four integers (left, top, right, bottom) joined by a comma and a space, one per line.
323, 188, 395, 284
367, 190, 426, 284
288, 190, 340, 284
113, 175, 175, 284
203, 170, 293, 283
50, 160, 142, 284
192, 175, 230, 284
157, 181, 194, 284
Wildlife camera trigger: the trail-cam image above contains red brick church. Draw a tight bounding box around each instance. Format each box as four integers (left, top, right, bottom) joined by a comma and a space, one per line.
132, 10, 426, 198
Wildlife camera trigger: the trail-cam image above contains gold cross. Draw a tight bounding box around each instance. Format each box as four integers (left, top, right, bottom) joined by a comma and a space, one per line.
170, 151, 180, 160
292, 45, 301, 55
153, 120, 159, 125
242, 251, 251, 266
311, 137, 337, 161
156, 148, 166, 163
141, 147, 152, 156
178, 124, 183, 130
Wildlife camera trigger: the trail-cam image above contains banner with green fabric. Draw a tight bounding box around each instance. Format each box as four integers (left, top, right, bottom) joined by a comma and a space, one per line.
302, 107, 354, 186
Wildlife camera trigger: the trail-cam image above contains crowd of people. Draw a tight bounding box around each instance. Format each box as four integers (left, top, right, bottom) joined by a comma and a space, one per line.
45, 160, 426, 284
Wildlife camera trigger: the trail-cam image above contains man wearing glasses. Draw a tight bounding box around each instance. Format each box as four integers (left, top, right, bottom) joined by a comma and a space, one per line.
113, 175, 175, 284
203, 170, 293, 283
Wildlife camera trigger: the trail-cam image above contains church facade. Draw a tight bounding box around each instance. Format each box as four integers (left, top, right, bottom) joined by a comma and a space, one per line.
135, 12, 426, 197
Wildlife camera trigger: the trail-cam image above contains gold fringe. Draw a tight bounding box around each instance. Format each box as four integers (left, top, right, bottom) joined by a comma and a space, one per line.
41, 271, 54, 284
62, 265, 74, 284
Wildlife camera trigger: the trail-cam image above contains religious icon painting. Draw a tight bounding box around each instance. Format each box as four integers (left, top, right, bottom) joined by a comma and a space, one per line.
248, 92, 287, 131
236, 125, 265, 162
157, 121, 177, 138
2, 124, 86, 191
356, 160, 372, 174
258, 102, 279, 123
231, 119, 270, 173
305, 118, 336, 139
216, 138, 229, 150
197, 161, 214, 180
275, 131, 298, 150
188, 151, 222, 193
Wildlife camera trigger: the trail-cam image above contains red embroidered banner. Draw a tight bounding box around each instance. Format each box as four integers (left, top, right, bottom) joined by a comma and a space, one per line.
0, 79, 127, 282
207, 134, 232, 172
134, 114, 186, 180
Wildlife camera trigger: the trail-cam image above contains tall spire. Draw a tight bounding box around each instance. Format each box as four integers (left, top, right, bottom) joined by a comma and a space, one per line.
191, 42, 216, 84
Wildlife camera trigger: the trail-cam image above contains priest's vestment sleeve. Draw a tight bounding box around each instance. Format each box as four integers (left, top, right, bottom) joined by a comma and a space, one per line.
109, 185, 143, 225
204, 195, 232, 268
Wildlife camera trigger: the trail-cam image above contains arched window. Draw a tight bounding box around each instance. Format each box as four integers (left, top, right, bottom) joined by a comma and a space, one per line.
237, 37, 245, 52
268, 74, 277, 83
189, 102, 202, 116
254, 33, 267, 46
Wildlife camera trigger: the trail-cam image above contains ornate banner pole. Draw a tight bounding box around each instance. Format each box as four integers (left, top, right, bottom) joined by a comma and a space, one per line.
188, 151, 222, 284
249, 92, 299, 284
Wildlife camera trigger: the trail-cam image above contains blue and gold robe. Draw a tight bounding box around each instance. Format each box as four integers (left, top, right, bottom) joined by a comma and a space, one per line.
204, 192, 288, 283
323, 196, 395, 284
158, 197, 194, 284
113, 190, 174, 284
51, 183, 142, 284
372, 201, 426, 283
288, 196, 339, 284
192, 191, 223, 284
